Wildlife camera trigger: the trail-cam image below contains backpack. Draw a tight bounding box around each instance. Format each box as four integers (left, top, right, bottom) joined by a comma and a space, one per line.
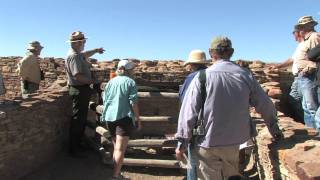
193, 70, 206, 136
308, 43, 320, 62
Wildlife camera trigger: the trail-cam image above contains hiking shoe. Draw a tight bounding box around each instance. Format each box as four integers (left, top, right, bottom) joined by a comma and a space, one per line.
110, 173, 130, 180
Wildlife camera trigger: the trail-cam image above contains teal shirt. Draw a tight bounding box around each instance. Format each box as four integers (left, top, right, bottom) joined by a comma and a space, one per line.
101, 75, 138, 122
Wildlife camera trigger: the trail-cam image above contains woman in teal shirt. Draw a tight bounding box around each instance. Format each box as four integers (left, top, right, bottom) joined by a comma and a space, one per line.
101, 60, 141, 180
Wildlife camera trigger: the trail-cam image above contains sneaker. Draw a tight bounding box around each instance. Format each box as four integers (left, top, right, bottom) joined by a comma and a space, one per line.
89, 101, 97, 111
111, 173, 130, 180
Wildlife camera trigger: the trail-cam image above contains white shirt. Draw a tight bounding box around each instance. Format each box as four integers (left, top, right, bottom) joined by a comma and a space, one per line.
291, 43, 304, 75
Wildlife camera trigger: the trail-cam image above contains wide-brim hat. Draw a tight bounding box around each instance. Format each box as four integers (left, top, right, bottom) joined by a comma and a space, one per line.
27, 41, 43, 50
184, 49, 207, 66
296, 16, 318, 26
67, 31, 88, 42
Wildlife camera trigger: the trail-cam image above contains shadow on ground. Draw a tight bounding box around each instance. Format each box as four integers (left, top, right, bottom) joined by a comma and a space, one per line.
21, 150, 185, 180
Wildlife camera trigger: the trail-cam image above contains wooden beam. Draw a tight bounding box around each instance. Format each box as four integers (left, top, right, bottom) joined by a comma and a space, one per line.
127, 139, 177, 148
140, 116, 173, 122
121, 158, 181, 169
96, 126, 110, 138
102, 139, 177, 148
138, 92, 179, 99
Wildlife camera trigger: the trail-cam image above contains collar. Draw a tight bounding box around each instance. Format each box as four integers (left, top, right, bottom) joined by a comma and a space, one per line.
26, 52, 38, 58
304, 31, 314, 41
213, 59, 229, 63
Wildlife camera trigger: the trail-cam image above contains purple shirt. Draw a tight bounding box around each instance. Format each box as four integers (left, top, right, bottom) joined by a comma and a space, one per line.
176, 60, 278, 148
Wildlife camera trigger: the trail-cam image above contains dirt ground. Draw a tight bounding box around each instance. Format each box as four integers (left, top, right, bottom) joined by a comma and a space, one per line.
21, 150, 185, 180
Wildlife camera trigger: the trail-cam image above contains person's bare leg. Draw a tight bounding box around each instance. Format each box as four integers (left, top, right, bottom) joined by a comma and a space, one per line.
113, 135, 129, 177
112, 137, 116, 163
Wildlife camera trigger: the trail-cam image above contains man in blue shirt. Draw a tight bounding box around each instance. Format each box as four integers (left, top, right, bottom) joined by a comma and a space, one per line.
178, 49, 207, 180
179, 49, 207, 101
175, 36, 283, 180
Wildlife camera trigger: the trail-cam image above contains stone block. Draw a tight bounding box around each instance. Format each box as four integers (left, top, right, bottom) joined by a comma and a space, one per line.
297, 162, 320, 180
268, 88, 282, 99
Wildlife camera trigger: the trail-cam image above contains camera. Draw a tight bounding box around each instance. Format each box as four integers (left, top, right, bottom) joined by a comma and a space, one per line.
192, 123, 205, 136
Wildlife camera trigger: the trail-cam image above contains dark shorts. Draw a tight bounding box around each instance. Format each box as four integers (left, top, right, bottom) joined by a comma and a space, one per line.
107, 116, 134, 137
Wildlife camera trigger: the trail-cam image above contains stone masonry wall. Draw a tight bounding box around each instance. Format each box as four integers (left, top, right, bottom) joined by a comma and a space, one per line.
0, 57, 190, 98
0, 57, 66, 98
0, 56, 319, 179
0, 90, 71, 180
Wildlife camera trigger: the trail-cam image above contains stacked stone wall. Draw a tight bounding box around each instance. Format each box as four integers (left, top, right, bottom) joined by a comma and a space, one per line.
0, 91, 71, 180
0, 57, 66, 98
0, 56, 319, 179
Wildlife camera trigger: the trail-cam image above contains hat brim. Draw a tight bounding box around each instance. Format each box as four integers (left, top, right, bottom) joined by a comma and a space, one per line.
27, 46, 44, 50
297, 21, 318, 26
66, 38, 88, 43
184, 60, 207, 66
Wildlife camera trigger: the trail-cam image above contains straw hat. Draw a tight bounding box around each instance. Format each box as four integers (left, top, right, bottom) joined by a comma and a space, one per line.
297, 16, 318, 26
184, 49, 207, 66
27, 41, 43, 50
67, 31, 87, 42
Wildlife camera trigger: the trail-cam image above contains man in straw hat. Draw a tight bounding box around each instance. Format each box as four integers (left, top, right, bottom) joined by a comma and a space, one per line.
179, 49, 207, 101
290, 16, 320, 132
177, 49, 207, 180
270, 24, 305, 120
175, 36, 283, 180
65, 31, 105, 157
17, 41, 44, 98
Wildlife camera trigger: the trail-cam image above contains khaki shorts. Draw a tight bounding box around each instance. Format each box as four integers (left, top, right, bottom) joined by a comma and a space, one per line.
196, 145, 240, 180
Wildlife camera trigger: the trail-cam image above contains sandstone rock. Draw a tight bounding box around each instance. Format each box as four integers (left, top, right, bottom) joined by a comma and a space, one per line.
297, 162, 320, 180
268, 88, 282, 99
2, 66, 11, 73
262, 82, 280, 87
142, 60, 157, 67
249, 61, 265, 68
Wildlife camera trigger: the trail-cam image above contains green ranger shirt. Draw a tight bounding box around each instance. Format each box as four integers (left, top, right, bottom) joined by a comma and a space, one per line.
65, 49, 92, 86
101, 75, 138, 122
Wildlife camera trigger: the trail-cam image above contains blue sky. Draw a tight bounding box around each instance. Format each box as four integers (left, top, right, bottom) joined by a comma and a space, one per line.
0, 0, 319, 62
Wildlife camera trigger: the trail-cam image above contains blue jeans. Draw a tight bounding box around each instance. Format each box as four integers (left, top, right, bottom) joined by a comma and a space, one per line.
297, 73, 320, 130
289, 77, 302, 102
289, 77, 304, 121
187, 143, 197, 180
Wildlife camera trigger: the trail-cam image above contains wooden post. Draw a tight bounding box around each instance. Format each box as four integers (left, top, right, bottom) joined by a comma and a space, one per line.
127, 139, 177, 148
138, 92, 179, 99
103, 158, 183, 169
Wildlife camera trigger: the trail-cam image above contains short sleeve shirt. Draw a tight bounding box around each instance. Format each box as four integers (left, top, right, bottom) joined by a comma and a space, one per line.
17, 53, 41, 84
291, 43, 304, 75
295, 32, 320, 70
101, 75, 138, 122
65, 49, 92, 86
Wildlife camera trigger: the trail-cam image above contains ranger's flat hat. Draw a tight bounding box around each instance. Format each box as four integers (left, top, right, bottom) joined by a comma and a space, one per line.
67, 31, 87, 42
